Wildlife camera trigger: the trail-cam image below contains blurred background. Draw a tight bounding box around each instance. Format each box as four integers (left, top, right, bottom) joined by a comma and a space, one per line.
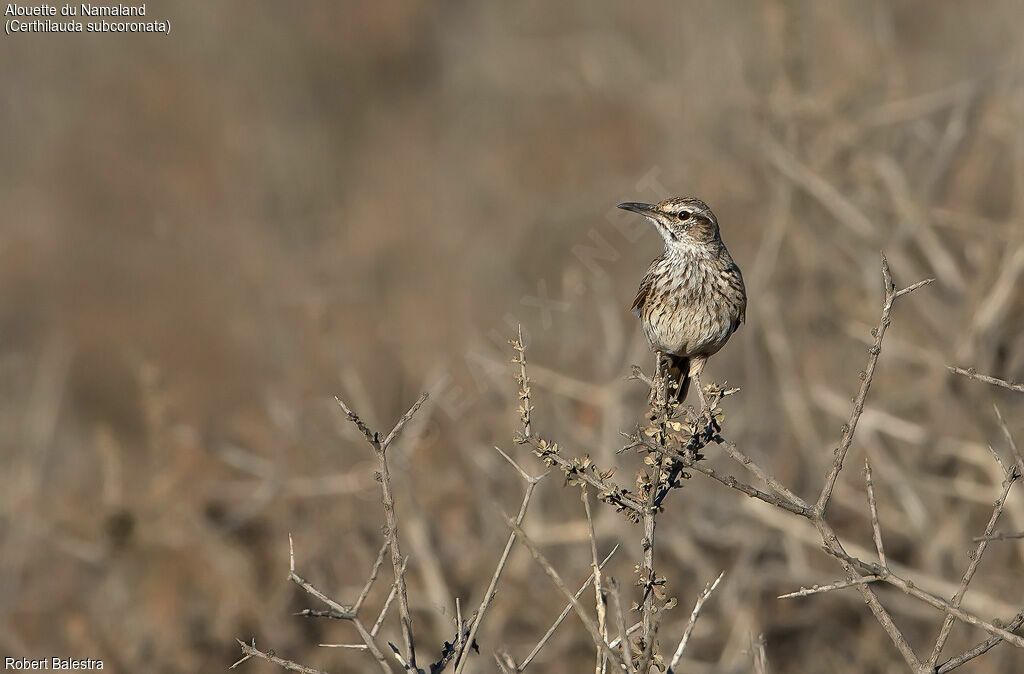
2, 1, 1024, 672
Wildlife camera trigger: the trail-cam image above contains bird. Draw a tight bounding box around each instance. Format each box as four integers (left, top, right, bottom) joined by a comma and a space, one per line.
618, 197, 746, 409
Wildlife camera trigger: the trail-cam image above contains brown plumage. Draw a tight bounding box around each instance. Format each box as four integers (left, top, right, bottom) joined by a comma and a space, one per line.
619, 197, 746, 407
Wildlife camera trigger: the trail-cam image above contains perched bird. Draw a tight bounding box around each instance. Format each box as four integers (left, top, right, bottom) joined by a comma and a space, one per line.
618, 197, 746, 408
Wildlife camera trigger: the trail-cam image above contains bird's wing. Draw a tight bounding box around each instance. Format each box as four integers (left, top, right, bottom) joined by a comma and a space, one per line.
631, 271, 653, 318
731, 265, 747, 329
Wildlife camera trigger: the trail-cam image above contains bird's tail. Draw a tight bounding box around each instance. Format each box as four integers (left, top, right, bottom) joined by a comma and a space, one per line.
664, 353, 691, 402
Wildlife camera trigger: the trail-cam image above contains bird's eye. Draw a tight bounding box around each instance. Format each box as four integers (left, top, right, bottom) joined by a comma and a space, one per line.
678, 211, 691, 220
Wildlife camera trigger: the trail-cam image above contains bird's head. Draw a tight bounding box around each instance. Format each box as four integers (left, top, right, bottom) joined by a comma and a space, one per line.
617, 197, 720, 250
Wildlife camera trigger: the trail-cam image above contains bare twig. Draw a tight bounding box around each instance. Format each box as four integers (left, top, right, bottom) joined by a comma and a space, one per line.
638, 359, 668, 661
583, 489, 608, 674
335, 394, 427, 670
864, 460, 887, 568
454, 450, 546, 674
495, 651, 517, 674
355, 542, 391, 614
816, 255, 933, 516
233, 639, 329, 674
288, 535, 392, 672
972, 531, 1024, 542
894, 278, 936, 298
667, 256, 930, 670
455, 598, 464, 670
985, 444, 1010, 477
372, 558, 410, 638
641, 439, 811, 516
513, 332, 643, 521
526, 444, 645, 514
937, 609, 1024, 673
382, 393, 429, 451
608, 579, 636, 674
751, 633, 770, 674
518, 545, 620, 671
778, 575, 882, 599
844, 573, 923, 672
948, 366, 1024, 393
608, 622, 642, 650
512, 326, 533, 439
804, 256, 932, 671
691, 456, 811, 516
926, 462, 1020, 666
993, 405, 1023, 471
666, 572, 724, 673
716, 441, 810, 513
384, 395, 428, 671
825, 546, 1024, 649
639, 499, 656, 649
334, 396, 378, 446
628, 365, 655, 390
319, 643, 369, 649
389, 643, 413, 671
505, 516, 627, 671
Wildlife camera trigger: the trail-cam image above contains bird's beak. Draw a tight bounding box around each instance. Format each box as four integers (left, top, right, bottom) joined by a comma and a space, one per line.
618, 201, 671, 235
618, 201, 678, 243
617, 202, 658, 217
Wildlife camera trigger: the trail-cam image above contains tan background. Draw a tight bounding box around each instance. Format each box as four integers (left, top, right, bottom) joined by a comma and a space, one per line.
2, 2, 1024, 672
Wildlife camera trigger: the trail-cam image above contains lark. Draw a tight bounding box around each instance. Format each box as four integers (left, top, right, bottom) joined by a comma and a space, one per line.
619, 197, 746, 408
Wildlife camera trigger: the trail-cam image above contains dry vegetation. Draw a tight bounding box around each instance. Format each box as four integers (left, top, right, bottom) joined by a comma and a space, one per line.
232, 268, 1024, 673
2, 2, 1024, 673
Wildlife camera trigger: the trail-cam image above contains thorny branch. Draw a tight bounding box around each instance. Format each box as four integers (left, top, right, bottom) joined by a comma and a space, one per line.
453, 447, 546, 674
236, 253, 1021, 674
236, 394, 432, 673
596, 254, 1019, 672
948, 366, 1024, 393
778, 575, 882, 600
232, 639, 329, 674
582, 488, 609, 674
286, 535, 393, 672
334, 393, 427, 671
511, 333, 723, 672
638, 358, 668, 664
666, 572, 724, 673
926, 461, 1021, 666
936, 610, 1024, 673
514, 331, 646, 518
516, 546, 620, 671
685, 255, 1024, 672
505, 516, 629, 672
864, 459, 887, 568
815, 257, 934, 517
